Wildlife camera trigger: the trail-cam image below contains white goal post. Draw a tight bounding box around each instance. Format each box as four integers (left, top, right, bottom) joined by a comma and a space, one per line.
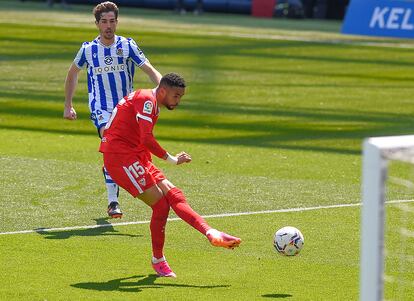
360, 135, 414, 301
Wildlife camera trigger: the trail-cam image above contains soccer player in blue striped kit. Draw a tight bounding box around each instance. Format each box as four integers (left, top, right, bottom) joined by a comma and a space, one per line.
64, 1, 162, 218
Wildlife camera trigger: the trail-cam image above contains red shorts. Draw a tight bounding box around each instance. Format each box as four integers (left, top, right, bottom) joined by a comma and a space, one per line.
103, 152, 166, 197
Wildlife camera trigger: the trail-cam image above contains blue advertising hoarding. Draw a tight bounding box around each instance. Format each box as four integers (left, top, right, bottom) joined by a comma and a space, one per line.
342, 0, 414, 38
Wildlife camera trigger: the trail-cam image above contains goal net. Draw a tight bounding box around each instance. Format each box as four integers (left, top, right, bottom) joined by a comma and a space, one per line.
361, 135, 414, 301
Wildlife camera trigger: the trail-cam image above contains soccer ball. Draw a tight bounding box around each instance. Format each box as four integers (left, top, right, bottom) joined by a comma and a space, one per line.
273, 226, 304, 256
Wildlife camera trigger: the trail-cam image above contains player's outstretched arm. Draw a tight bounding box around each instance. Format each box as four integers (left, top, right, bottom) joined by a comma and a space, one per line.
63, 63, 81, 120
140, 61, 162, 86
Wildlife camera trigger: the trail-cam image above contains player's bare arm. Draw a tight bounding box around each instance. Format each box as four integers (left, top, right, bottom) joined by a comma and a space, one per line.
63, 63, 81, 120
141, 61, 162, 85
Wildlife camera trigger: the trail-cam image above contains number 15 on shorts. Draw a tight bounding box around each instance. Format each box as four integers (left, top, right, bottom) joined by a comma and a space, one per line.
128, 161, 145, 178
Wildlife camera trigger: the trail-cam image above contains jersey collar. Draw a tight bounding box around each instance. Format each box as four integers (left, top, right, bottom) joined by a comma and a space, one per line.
96, 35, 118, 48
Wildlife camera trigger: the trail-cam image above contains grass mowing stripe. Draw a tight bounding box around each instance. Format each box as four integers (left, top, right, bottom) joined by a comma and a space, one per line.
1, 199, 412, 236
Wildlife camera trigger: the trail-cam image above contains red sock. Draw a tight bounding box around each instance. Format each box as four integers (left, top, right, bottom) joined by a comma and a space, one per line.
150, 196, 170, 259
166, 187, 211, 235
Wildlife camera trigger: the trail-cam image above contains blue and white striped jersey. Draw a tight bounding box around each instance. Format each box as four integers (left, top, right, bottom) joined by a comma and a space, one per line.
73, 35, 147, 114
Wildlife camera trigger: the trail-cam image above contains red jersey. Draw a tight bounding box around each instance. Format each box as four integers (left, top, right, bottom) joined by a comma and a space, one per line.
99, 89, 167, 160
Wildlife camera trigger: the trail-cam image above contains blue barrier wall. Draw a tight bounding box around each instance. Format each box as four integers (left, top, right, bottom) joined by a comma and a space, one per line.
342, 0, 414, 39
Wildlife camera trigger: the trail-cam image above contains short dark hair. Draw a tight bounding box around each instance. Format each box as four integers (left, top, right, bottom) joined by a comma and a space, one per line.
160, 73, 186, 88
93, 1, 119, 22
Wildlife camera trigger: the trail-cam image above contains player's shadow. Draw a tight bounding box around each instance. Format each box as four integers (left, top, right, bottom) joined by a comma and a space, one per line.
36, 218, 141, 239
71, 274, 230, 293
262, 293, 293, 298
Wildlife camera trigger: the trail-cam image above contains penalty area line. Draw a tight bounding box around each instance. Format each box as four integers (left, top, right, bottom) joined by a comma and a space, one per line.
1, 199, 413, 236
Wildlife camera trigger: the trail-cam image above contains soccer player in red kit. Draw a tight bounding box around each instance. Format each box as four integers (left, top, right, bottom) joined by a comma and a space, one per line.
99, 73, 241, 277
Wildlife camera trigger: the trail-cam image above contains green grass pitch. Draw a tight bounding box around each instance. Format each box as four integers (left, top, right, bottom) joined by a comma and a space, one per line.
1, 1, 414, 300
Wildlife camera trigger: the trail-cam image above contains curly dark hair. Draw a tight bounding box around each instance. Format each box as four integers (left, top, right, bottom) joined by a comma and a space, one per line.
160, 73, 186, 88
93, 1, 119, 22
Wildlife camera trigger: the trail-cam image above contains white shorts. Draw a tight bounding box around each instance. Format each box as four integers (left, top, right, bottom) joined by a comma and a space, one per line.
90, 109, 112, 132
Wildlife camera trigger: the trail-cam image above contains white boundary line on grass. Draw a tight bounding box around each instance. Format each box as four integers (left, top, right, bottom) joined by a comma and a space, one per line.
196, 30, 414, 49
138, 26, 414, 49
1, 199, 413, 236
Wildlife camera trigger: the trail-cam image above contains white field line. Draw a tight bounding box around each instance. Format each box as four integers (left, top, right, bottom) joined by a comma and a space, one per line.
1, 199, 413, 236
116, 25, 414, 49
186, 30, 414, 49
